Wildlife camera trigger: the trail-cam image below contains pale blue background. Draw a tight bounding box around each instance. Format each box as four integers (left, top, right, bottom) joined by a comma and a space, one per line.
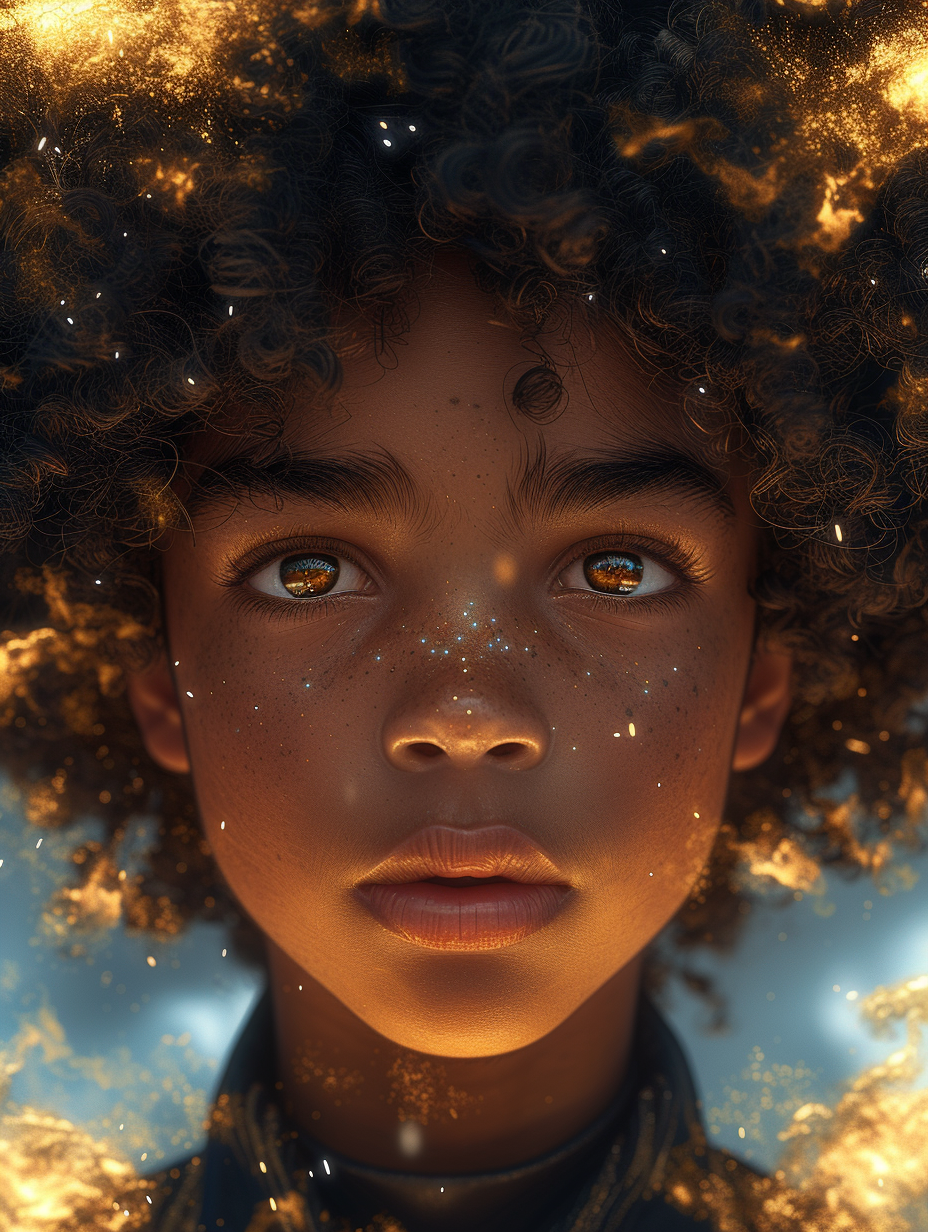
1, 792, 925, 1173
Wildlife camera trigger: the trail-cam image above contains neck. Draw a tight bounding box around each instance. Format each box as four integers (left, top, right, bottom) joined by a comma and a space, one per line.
266, 941, 643, 1174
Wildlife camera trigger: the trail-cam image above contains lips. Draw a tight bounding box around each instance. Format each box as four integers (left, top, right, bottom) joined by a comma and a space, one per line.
354, 826, 572, 951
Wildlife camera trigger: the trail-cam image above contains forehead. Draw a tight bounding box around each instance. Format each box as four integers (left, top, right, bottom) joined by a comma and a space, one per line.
302, 262, 696, 462
184, 261, 734, 523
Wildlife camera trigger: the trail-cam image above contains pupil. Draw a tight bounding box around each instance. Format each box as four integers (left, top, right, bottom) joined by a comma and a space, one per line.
280, 554, 339, 597
583, 552, 644, 594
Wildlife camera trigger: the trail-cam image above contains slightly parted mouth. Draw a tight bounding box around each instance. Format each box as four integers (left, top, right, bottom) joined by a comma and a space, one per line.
358, 824, 569, 887
355, 826, 572, 951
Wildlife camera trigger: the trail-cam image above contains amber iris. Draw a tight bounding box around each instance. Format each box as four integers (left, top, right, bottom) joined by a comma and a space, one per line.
583, 552, 644, 594
280, 554, 339, 597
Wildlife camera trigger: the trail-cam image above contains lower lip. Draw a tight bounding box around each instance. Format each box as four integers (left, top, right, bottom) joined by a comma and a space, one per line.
356, 881, 571, 951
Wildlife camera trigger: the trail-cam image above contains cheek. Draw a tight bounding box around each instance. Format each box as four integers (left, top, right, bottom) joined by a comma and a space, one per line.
548, 623, 750, 918
167, 608, 387, 874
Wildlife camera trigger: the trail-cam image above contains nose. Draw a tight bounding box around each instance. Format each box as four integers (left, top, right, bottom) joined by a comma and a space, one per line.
383, 693, 549, 772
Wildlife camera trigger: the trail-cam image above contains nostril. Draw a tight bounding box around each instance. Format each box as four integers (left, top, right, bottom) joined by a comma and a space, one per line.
486, 742, 526, 760
406, 741, 445, 760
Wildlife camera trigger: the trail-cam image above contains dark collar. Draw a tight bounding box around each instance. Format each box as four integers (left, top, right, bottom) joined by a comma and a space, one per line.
154, 991, 731, 1232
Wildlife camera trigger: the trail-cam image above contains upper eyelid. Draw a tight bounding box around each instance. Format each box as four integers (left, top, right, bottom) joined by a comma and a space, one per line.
218, 536, 377, 588
219, 531, 706, 592
551, 533, 705, 587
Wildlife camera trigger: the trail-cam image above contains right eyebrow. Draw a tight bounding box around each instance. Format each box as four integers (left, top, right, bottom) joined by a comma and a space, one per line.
183, 448, 424, 520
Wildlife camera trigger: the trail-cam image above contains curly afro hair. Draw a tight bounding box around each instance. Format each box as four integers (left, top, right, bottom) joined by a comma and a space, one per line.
3, 0, 928, 966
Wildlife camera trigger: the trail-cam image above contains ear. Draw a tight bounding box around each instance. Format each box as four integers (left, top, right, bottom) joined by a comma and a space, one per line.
731, 643, 793, 772
125, 654, 191, 774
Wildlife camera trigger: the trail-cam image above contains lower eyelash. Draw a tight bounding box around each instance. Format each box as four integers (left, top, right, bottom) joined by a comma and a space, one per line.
579, 586, 693, 617
228, 589, 359, 624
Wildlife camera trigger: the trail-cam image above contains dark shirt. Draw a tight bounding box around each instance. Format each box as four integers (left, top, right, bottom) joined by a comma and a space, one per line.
148, 992, 763, 1232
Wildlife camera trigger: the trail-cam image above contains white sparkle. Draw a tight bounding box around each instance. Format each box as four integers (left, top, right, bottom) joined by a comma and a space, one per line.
66, 317, 73, 324
834, 523, 843, 542
409, 124, 417, 132
36, 838, 42, 849
187, 377, 195, 385
228, 305, 234, 316
185, 690, 193, 698
37, 136, 47, 150
383, 138, 392, 147
323, 1159, 331, 1175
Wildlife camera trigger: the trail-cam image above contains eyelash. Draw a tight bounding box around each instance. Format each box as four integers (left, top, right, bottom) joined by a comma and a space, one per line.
552, 533, 707, 609
219, 536, 377, 621
221, 531, 707, 619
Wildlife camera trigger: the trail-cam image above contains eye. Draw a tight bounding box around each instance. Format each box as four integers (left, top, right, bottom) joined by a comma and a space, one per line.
558, 550, 675, 598
247, 552, 370, 600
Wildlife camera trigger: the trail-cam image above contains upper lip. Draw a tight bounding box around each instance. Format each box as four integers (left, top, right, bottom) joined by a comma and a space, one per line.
359, 825, 568, 886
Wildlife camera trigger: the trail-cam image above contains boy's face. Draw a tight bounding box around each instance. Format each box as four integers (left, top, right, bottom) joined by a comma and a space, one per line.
135, 263, 787, 1058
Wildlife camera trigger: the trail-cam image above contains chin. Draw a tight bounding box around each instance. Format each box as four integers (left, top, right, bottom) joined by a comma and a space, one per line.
341, 964, 579, 1058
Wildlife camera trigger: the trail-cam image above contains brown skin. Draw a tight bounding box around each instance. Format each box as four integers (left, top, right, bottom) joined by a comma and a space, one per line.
128, 259, 791, 1173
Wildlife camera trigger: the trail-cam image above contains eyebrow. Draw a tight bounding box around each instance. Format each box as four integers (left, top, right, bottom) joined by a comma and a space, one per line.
183, 448, 423, 519
510, 443, 735, 523
183, 442, 734, 524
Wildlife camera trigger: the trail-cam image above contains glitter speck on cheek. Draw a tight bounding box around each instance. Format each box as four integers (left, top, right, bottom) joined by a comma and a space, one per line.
185, 691, 193, 698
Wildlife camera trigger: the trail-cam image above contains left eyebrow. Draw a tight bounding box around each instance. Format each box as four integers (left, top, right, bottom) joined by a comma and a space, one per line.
510, 443, 736, 523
